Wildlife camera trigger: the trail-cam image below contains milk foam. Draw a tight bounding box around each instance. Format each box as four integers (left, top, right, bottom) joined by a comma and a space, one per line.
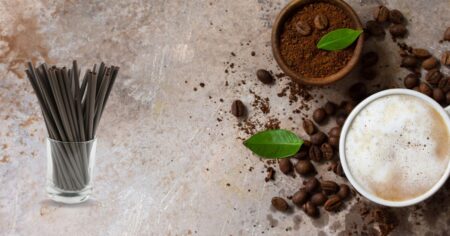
345, 94, 450, 201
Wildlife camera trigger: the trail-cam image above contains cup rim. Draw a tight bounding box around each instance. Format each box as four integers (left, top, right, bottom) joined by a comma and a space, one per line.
339, 88, 450, 207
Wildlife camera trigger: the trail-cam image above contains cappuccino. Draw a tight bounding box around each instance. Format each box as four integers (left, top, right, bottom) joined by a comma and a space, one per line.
344, 94, 450, 201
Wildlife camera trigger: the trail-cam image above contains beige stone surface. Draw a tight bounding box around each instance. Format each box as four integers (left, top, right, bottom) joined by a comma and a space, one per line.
0, 0, 449, 235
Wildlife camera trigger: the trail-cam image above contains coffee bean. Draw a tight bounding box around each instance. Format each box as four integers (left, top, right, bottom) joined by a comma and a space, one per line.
373, 5, 389, 22
231, 100, 246, 117
403, 73, 419, 89
365, 20, 385, 37
433, 88, 445, 103
441, 51, 450, 66
444, 27, 450, 41
342, 101, 356, 115
348, 83, 367, 101
337, 184, 351, 199
328, 136, 339, 148
330, 161, 344, 177
310, 131, 327, 145
324, 102, 337, 116
321, 181, 339, 195
294, 148, 308, 160
401, 56, 417, 68
422, 57, 439, 70
292, 189, 308, 206
329, 127, 341, 137
360, 67, 377, 80
389, 9, 404, 24
304, 177, 320, 193
295, 160, 315, 176
272, 197, 289, 212
419, 83, 432, 97
389, 24, 407, 38
425, 69, 442, 86
303, 119, 316, 135
412, 86, 420, 92
438, 78, 450, 93
295, 21, 312, 36
336, 114, 347, 126
256, 69, 274, 84
361, 51, 379, 67
310, 192, 327, 206
278, 159, 293, 174
447, 91, 450, 104
309, 145, 323, 162
303, 201, 319, 218
412, 48, 431, 59
320, 143, 334, 160
313, 108, 327, 124
313, 14, 328, 30
324, 195, 342, 211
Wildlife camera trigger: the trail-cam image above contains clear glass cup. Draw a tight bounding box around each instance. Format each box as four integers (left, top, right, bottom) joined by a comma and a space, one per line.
46, 138, 97, 204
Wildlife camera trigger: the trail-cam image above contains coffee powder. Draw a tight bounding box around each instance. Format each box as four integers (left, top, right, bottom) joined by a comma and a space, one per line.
280, 3, 356, 78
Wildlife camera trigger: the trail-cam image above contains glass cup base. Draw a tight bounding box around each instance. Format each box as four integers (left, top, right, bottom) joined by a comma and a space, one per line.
46, 185, 92, 204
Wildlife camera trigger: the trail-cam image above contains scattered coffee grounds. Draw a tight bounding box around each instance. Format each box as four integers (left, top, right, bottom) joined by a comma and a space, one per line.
279, 2, 356, 78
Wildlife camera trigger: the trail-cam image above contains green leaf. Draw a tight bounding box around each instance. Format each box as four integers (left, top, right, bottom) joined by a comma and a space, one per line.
243, 129, 303, 159
317, 28, 363, 51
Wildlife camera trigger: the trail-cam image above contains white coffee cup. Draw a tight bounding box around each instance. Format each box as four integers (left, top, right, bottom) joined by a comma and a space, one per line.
339, 89, 450, 207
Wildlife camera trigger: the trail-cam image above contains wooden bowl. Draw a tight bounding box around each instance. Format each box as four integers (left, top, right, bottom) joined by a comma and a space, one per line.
271, 0, 364, 85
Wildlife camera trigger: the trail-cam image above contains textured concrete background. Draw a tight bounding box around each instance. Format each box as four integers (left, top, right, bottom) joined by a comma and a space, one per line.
0, 0, 449, 235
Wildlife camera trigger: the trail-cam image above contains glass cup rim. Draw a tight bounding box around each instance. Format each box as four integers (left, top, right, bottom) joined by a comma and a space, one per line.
339, 88, 450, 207
47, 137, 97, 144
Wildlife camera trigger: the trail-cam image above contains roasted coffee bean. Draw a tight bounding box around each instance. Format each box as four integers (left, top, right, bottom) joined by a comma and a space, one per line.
309, 145, 323, 162
294, 147, 308, 160
373, 5, 389, 22
304, 177, 320, 193
313, 108, 327, 124
433, 88, 445, 103
360, 67, 377, 80
412, 48, 431, 59
303, 119, 316, 135
348, 83, 367, 101
422, 57, 439, 70
256, 69, 274, 84
310, 131, 327, 145
336, 114, 347, 126
278, 159, 293, 174
342, 101, 356, 115
310, 192, 327, 206
330, 161, 344, 177
328, 136, 339, 148
401, 56, 417, 68
295, 160, 315, 176
441, 51, 450, 66
425, 69, 442, 86
389, 9, 404, 24
365, 20, 385, 37
403, 73, 419, 89
272, 197, 289, 212
231, 100, 246, 117
320, 143, 334, 160
324, 195, 342, 211
295, 21, 312, 36
444, 27, 450, 41
337, 184, 351, 199
389, 24, 407, 38
412, 86, 420, 92
324, 101, 337, 116
329, 127, 341, 137
321, 181, 339, 195
447, 91, 450, 104
419, 83, 432, 97
292, 189, 308, 206
361, 52, 379, 67
303, 201, 319, 218
438, 78, 450, 93
314, 14, 328, 30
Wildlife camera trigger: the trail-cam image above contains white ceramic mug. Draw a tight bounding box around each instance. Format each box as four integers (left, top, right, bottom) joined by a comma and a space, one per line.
339, 89, 450, 207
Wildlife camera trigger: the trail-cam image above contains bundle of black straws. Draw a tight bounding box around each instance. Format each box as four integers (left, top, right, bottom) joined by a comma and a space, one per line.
25, 61, 119, 191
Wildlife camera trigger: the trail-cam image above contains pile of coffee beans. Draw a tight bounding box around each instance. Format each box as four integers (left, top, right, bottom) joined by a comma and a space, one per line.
367, 5, 407, 40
